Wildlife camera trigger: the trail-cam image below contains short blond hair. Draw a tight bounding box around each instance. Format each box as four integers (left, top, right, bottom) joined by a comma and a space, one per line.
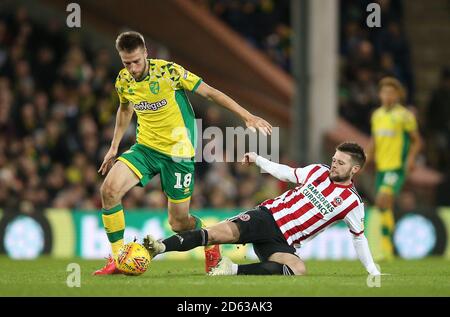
379, 77, 407, 103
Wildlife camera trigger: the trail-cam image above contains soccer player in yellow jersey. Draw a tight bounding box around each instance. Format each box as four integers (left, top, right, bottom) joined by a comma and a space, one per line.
93, 31, 272, 275
366, 77, 422, 261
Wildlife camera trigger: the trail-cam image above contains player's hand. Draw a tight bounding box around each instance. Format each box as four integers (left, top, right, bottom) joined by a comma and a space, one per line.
369, 270, 391, 277
369, 270, 381, 276
241, 152, 258, 165
406, 156, 416, 174
244, 114, 272, 136
98, 147, 118, 176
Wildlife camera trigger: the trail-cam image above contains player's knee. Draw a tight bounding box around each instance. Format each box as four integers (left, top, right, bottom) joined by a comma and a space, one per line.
289, 262, 306, 276
100, 181, 121, 202
168, 217, 191, 233
206, 228, 222, 244
375, 195, 390, 210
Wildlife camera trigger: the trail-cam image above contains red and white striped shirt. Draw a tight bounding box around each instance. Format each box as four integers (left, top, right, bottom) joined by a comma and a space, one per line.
260, 164, 365, 246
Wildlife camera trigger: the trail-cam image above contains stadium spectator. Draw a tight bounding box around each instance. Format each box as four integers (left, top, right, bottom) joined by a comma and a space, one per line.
207, 0, 291, 71
425, 67, 450, 173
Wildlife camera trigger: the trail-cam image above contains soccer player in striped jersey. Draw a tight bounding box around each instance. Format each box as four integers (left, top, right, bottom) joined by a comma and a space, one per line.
143, 142, 380, 276
93, 31, 272, 275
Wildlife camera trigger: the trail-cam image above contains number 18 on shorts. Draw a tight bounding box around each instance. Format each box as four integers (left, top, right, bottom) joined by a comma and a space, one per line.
117, 143, 195, 203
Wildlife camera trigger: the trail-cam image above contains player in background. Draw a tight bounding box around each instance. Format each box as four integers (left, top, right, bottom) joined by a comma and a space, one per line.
93, 31, 272, 275
366, 77, 422, 261
144, 142, 381, 276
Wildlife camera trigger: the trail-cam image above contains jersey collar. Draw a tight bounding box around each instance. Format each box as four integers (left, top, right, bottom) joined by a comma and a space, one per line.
330, 178, 354, 188
382, 103, 400, 112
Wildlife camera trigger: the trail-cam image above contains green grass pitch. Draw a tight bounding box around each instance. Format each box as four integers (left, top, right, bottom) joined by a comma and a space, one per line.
0, 257, 449, 297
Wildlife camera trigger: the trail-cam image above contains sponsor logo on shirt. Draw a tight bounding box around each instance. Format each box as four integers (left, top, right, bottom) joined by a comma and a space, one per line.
302, 183, 335, 216
375, 129, 396, 137
134, 99, 167, 111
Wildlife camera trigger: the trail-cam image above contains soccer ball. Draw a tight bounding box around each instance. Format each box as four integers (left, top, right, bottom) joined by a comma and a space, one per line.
115, 242, 151, 276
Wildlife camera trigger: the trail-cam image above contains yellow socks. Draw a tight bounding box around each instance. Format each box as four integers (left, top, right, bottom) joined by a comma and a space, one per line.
380, 208, 395, 259
102, 204, 125, 258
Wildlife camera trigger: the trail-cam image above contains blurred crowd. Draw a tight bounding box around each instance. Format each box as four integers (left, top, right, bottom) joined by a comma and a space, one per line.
0, 7, 290, 215
199, 0, 292, 71
424, 68, 450, 175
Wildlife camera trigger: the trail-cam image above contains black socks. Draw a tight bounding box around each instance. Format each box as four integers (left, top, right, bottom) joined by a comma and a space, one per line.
237, 261, 294, 275
161, 230, 295, 276
162, 229, 209, 252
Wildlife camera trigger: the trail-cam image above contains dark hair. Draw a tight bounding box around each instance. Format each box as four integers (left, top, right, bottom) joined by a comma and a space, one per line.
115, 31, 145, 52
336, 142, 366, 168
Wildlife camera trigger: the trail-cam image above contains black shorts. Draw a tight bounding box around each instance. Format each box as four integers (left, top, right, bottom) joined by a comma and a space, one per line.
228, 206, 297, 262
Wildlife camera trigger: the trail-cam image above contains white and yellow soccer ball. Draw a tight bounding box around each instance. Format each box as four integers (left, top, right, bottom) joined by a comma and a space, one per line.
115, 242, 151, 276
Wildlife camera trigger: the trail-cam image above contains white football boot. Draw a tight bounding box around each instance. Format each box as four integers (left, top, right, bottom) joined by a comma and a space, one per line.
143, 234, 165, 258
208, 256, 235, 276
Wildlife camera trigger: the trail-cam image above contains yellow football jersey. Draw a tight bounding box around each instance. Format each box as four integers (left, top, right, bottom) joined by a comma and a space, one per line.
371, 104, 417, 171
115, 59, 202, 158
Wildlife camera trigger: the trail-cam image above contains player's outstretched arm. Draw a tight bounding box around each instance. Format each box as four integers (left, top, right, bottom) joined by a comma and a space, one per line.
345, 205, 380, 276
352, 234, 380, 276
195, 82, 272, 136
98, 102, 134, 175
242, 152, 297, 183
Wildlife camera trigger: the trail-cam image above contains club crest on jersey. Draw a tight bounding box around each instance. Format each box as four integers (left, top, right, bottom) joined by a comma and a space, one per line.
239, 213, 250, 222
332, 196, 343, 207
149, 81, 160, 94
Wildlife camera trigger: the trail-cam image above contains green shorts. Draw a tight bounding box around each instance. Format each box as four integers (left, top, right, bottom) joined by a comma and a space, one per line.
375, 169, 405, 196
117, 143, 195, 203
